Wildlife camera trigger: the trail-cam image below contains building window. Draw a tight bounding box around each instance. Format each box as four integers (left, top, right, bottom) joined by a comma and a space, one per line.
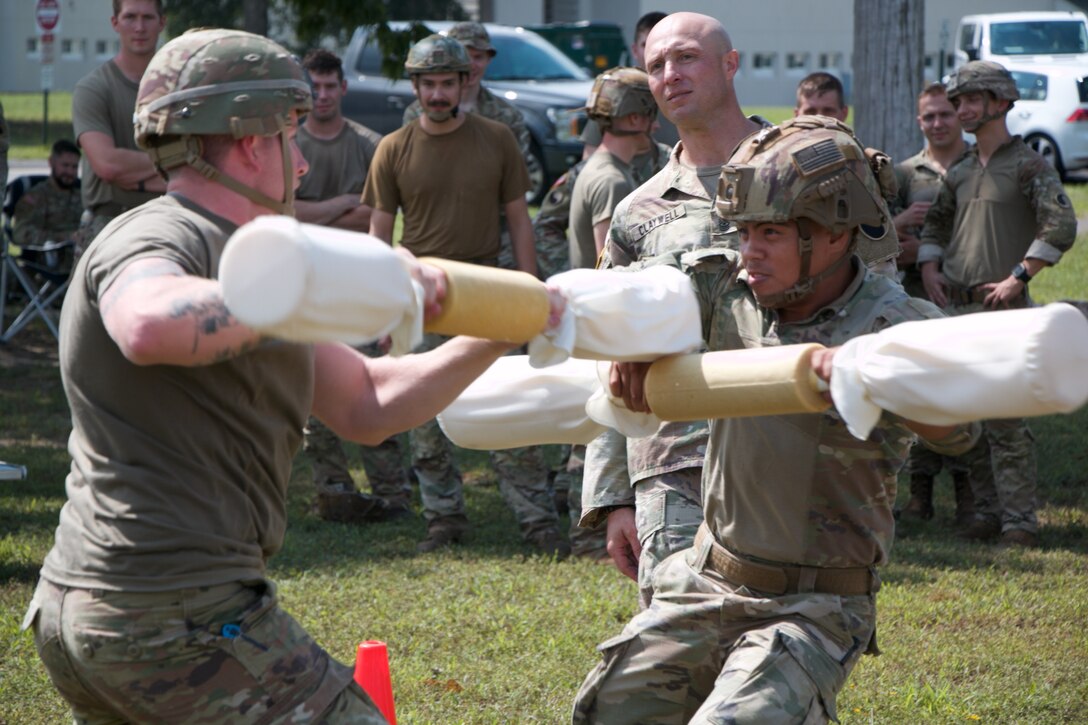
752, 52, 776, 74
786, 52, 810, 72
27, 37, 39, 57
95, 39, 110, 57
818, 52, 843, 70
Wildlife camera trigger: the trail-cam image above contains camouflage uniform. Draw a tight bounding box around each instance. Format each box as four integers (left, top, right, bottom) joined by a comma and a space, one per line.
891, 148, 973, 523
918, 62, 1077, 539
574, 119, 978, 722
25, 31, 390, 723
12, 177, 83, 252
581, 122, 769, 605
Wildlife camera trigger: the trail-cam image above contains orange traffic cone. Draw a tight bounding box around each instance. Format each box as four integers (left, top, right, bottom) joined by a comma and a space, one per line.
354, 640, 396, 724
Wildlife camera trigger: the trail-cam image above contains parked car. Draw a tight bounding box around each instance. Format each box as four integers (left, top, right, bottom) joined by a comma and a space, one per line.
1004, 61, 1088, 178
340, 21, 594, 205
954, 11, 1088, 70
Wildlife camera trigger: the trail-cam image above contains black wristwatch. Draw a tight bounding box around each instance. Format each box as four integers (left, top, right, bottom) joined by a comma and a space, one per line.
1011, 262, 1033, 284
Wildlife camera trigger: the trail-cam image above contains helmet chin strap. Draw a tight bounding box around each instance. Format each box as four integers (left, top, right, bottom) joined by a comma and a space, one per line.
755, 218, 855, 309
149, 124, 295, 216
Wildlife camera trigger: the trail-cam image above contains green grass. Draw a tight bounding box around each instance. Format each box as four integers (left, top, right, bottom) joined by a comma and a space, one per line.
1, 187, 1087, 723
2, 91, 76, 158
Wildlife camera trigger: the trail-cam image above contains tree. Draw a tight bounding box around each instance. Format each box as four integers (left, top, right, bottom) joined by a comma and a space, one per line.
852, 0, 924, 163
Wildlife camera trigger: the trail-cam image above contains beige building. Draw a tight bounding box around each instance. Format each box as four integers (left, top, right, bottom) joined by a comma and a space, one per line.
1, 2, 118, 93
488, 0, 1084, 106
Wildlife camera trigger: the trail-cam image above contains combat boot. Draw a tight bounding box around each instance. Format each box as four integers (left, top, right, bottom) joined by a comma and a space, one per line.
899, 474, 935, 521
417, 515, 469, 553
1000, 529, 1038, 548
316, 491, 409, 524
958, 516, 1001, 542
951, 472, 975, 528
527, 528, 572, 560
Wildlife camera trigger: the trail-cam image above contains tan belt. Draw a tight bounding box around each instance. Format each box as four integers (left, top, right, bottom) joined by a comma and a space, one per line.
694, 525, 879, 596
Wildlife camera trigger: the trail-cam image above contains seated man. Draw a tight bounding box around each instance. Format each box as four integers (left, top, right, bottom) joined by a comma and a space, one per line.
12, 139, 84, 267
573, 116, 978, 724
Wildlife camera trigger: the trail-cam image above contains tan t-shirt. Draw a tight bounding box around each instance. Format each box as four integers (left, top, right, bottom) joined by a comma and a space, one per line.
41, 195, 314, 591
362, 114, 529, 260
296, 118, 382, 200
569, 148, 636, 270
72, 60, 160, 213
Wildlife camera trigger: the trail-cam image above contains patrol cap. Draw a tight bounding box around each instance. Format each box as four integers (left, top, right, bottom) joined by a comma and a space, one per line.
448, 22, 496, 57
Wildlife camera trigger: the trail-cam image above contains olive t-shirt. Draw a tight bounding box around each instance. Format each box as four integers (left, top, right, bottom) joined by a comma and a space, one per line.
569, 149, 636, 270
41, 195, 314, 591
72, 60, 160, 212
362, 113, 529, 260
296, 119, 382, 200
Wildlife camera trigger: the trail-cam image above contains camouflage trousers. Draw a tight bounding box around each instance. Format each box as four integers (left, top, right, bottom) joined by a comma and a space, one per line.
304, 341, 411, 505
906, 443, 968, 479
554, 444, 608, 557
960, 418, 1038, 534
304, 417, 411, 504
572, 538, 875, 724
414, 333, 559, 539
945, 301, 1037, 534
24, 578, 386, 724
633, 468, 703, 609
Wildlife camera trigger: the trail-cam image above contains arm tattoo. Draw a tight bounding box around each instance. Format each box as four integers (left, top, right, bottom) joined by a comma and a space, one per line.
169, 295, 239, 356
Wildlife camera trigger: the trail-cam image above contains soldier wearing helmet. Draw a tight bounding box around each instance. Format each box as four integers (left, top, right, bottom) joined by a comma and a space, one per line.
573, 116, 978, 723
917, 59, 1078, 548
26, 28, 542, 722
568, 67, 658, 269
364, 34, 565, 557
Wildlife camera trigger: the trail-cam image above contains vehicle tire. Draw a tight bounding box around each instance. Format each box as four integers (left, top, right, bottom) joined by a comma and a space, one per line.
526, 140, 548, 206
1024, 133, 1066, 179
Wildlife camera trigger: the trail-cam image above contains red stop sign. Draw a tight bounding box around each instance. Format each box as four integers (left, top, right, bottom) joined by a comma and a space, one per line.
36, 0, 60, 33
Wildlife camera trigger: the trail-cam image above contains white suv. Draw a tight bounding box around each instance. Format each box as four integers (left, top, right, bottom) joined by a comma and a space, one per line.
955, 11, 1088, 70
1004, 62, 1088, 179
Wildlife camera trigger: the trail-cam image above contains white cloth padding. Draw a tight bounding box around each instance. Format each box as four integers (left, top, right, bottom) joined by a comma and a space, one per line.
437, 356, 608, 449
220, 215, 424, 354
529, 265, 702, 367
832, 303, 1088, 440
585, 361, 664, 439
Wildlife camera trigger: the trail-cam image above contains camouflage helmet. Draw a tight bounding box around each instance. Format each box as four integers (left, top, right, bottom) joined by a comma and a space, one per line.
134, 29, 311, 150
947, 60, 1020, 103
134, 29, 312, 216
404, 34, 471, 76
717, 116, 896, 305
585, 67, 657, 126
448, 21, 496, 57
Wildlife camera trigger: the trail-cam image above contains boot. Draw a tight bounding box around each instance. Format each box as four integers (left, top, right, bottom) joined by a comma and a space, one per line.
527, 528, 572, 560
951, 472, 975, 528
899, 474, 934, 521
316, 491, 410, 524
958, 516, 1001, 541
417, 515, 469, 553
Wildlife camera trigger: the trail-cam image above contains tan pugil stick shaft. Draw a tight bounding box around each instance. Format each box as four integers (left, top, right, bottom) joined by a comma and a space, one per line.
420, 257, 550, 343
644, 343, 831, 421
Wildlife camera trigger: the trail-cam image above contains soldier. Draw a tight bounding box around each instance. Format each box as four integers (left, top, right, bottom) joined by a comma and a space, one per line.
630, 11, 668, 69
581, 12, 767, 607
892, 82, 974, 524
22, 29, 548, 723
402, 21, 541, 203
294, 48, 412, 524
573, 116, 979, 724
13, 140, 84, 251
363, 35, 567, 556
918, 60, 1078, 547
569, 67, 658, 269
794, 71, 850, 121
73, 0, 166, 245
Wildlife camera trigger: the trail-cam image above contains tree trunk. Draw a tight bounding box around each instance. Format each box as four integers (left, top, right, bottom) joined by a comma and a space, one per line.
852, 0, 924, 164
243, 0, 269, 36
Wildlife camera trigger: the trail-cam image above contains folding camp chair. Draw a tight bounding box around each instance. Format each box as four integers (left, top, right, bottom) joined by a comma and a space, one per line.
1, 174, 76, 343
